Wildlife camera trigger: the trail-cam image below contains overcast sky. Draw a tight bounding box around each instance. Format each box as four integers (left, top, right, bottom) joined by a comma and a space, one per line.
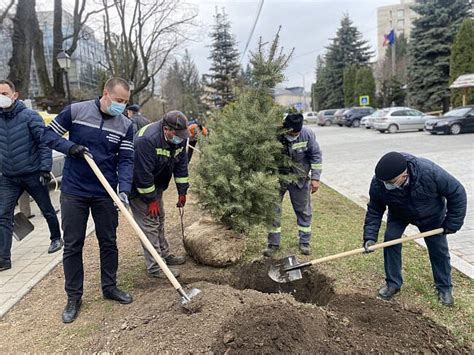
38, 0, 401, 91
183, 0, 401, 91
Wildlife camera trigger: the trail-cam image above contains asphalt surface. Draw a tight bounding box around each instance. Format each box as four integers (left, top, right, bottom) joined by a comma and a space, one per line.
310, 124, 473, 278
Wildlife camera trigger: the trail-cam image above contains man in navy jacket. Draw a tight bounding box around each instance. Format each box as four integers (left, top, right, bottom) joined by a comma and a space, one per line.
0, 79, 62, 272
363, 152, 467, 305
43, 78, 134, 323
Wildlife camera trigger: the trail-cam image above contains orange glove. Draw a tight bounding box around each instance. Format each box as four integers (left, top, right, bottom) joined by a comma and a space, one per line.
176, 195, 186, 208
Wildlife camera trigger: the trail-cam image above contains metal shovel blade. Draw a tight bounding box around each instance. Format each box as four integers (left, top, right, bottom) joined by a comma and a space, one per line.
179, 287, 202, 305
13, 212, 34, 241
268, 255, 303, 283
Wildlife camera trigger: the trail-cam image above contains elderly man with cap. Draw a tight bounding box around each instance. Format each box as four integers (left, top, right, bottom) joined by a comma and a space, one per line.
263, 113, 322, 257
126, 104, 150, 134
129, 111, 190, 278
363, 152, 467, 305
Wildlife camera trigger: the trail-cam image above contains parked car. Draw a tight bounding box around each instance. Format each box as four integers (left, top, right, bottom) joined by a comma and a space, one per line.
374, 107, 434, 133
361, 110, 379, 129
334, 108, 349, 126
303, 111, 318, 124
342, 107, 375, 127
424, 106, 474, 135
317, 109, 337, 126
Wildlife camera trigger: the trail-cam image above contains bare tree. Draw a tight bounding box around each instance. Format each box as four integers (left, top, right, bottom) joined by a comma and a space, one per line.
7, 0, 36, 97
102, 0, 197, 104
0, 0, 15, 26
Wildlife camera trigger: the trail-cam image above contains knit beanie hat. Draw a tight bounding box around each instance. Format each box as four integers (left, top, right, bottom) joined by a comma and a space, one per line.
375, 152, 407, 181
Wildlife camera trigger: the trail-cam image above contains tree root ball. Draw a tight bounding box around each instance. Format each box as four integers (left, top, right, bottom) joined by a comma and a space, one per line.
183, 217, 246, 267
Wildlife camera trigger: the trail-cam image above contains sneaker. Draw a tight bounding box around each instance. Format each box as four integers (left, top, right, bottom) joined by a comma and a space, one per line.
62, 299, 82, 324
164, 254, 186, 265
378, 285, 400, 300
48, 239, 64, 254
0, 260, 11, 272
262, 244, 279, 257
149, 268, 180, 279
299, 243, 311, 255
438, 290, 454, 306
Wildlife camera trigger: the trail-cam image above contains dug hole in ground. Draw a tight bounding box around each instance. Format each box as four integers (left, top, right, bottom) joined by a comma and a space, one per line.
0, 187, 470, 354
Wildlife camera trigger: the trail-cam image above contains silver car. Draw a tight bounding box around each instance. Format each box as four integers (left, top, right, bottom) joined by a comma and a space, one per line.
361, 110, 382, 129
374, 107, 433, 133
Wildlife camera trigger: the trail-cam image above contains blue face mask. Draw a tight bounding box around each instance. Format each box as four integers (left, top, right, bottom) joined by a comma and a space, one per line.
107, 101, 126, 116
170, 135, 183, 145
285, 134, 299, 142
383, 182, 399, 190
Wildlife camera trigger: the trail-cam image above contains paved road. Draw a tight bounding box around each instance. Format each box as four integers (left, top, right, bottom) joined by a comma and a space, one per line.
311, 125, 474, 278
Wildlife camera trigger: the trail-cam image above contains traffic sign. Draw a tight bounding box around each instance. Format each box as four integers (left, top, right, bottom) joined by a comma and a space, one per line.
359, 95, 370, 106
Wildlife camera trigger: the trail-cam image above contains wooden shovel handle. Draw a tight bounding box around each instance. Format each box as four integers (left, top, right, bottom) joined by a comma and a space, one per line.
84, 154, 183, 291
310, 228, 444, 266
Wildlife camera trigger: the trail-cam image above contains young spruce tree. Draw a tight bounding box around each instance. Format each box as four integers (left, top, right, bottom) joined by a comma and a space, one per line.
194, 28, 293, 233
407, 0, 470, 112
207, 9, 240, 108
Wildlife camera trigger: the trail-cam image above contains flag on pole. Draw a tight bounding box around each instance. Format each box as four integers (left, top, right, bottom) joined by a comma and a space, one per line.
383, 29, 395, 46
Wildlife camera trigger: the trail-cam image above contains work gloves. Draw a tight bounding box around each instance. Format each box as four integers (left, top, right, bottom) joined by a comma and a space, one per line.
69, 144, 90, 160
39, 171, 52, 186
176, 195, 186, 208
443, 228, 455, 235
147, 200, 160, 218
363, 240, 376, 253
118, 192, 129, 208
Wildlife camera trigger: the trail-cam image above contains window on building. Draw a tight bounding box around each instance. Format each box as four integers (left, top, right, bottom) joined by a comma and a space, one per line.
397, 19, 404, 29
397, 9, 404, 18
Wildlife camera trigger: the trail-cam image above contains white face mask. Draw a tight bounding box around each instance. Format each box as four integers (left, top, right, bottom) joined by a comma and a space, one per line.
0, 95, 13, 109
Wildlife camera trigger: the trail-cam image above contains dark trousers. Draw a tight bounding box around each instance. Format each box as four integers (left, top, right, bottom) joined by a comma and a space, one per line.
0, 173, 61, 262
60, 192, 119, 301
384, 216, 452, 292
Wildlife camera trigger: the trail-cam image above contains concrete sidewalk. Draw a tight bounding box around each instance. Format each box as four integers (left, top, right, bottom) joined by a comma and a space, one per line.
0, 189, 94, 317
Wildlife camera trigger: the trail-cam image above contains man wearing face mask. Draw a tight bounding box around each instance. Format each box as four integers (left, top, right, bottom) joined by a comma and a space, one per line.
362, 152, 467, 305
263, 113, 322, 257
42, 78, 134, 323
129, 111, 189, 279
0, 79, 63, 272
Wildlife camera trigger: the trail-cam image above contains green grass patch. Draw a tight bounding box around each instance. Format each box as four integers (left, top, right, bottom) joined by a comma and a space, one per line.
245, 183, 473, 345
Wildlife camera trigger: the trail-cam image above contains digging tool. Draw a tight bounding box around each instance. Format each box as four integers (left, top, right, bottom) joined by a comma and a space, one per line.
268, 228, 444, 283
84, 154, 200, 304
12, 212, 35, 241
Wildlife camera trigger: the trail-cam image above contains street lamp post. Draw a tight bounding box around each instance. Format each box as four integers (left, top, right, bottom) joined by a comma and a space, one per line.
57, 50, 72, 105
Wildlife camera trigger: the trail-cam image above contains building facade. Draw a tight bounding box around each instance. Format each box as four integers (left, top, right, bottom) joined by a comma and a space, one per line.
0, 10, 106, 99
377, 0, 419, 59
274, 87, 311, 112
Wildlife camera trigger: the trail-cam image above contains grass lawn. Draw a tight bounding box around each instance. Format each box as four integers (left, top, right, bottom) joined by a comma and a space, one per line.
245, 183, 474, 346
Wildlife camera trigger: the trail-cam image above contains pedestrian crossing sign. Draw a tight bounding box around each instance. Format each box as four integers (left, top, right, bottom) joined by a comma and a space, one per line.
359, 96, 370, 106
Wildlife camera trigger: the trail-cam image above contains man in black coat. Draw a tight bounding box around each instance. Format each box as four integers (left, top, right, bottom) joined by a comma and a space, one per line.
363, 152, 467, 305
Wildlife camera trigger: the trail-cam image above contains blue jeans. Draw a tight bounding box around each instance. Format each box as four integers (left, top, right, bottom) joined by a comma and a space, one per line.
60, 192, 119, 300
384, 215, 452, 292
0, 173, 61, 262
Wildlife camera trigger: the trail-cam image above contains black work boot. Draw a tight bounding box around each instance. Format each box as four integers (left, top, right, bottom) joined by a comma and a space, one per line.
378, 285, 400, 300
103, 287, 133, 304
262, 244, 279, 257
0, 259, 11, 272
438, 290, 454, 306
164, 254, 186, 265
149, 267, 180, 279
62, 299, 82, 324
48, 238, 64, 254
299, 243, 311, 255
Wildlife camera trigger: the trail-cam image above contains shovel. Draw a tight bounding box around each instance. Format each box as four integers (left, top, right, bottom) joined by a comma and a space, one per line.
268, 228, 444, 283
84, 154, 200, 305
13, 212, 35, 241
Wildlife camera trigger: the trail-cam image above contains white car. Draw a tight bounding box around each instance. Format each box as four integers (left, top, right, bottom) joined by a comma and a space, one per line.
303, 111, 318, 124
361, 110, 382, 129
374, 107, 434, 133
